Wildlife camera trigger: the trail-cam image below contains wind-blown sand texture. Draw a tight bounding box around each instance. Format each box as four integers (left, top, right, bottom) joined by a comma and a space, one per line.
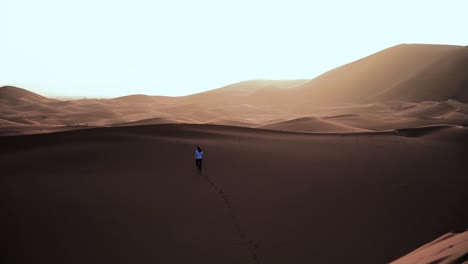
1, 44, 467, 263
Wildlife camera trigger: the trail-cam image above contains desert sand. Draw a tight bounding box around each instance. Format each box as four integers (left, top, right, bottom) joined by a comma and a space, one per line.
1, 44, 467, 263
2, 46, 468, 135
391, 230, 467, 264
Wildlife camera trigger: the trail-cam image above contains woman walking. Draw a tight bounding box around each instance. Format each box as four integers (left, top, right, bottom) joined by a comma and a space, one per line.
195, 146, 204, 172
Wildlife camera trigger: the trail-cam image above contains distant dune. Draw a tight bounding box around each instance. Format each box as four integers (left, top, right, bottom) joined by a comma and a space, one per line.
1, 44, 468, 135
0, 85, 56, 106
290, 44, 468, 106
260, 116, 369, 133
112, 117, 177, 127
178, 79, 309, 107
111, 94, 174, 104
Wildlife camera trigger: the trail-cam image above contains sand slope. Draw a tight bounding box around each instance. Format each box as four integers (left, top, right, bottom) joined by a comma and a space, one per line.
290, 44, 468, 106
0, 86, 56, 106
1, 124, 467, 264
260, 116, 369, 132
391, 230, 468, 264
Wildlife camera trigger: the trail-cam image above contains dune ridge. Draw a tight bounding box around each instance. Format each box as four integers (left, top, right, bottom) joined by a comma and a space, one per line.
0, 86, 55, 106
289, 44, 468, 106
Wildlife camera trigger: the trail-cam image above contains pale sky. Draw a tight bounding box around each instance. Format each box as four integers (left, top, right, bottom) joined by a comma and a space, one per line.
1, 0, 467, 97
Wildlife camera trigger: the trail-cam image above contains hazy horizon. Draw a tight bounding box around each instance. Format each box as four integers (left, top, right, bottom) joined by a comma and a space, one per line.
2, 0, 467, 97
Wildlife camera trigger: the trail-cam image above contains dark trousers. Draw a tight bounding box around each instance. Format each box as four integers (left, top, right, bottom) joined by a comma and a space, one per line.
195, 159, 202, 171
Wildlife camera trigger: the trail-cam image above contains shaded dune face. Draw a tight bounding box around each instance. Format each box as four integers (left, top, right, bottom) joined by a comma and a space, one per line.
259, 116, 370, 133
1, 124, 467, 264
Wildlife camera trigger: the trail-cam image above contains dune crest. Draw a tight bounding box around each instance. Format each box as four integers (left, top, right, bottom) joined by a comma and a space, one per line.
290, 44, 468, 105
0, 85, 56, 106
260, 116, 369, 133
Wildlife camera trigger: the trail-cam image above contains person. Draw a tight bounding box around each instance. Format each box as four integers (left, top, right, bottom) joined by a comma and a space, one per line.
195, 146, 204, 172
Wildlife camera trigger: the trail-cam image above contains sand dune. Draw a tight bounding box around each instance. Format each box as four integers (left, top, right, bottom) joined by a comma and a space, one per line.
394, 124, 463, 137
289, 44, 468, 106
394, 101, 457, 118
111, 94, 173, 104
0, 86, 56, 106
260, 116, 369, 133
391, 230, 468, 264
374, 46, 468, 103
2, 44, 468, 133
205, 118, 258, 128
1, 124, 466, 263
2, 91, 466, 133
179, 79, 308, 107
112, 117, 178, 126
2, 44, 468, 263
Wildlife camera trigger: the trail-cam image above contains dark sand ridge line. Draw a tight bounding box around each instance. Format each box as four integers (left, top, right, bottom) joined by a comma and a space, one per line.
0, 124, 102, 136
109, 123, 465, 138
316, 113, 468, 131
112, 117, 179, 127
259, 116, 371, 133
392, 124, 465, 137
0, 121, 464, 138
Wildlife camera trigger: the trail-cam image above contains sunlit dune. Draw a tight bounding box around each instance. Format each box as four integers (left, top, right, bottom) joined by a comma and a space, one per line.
391, 230, 468, 264
289, 44, 468, 106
